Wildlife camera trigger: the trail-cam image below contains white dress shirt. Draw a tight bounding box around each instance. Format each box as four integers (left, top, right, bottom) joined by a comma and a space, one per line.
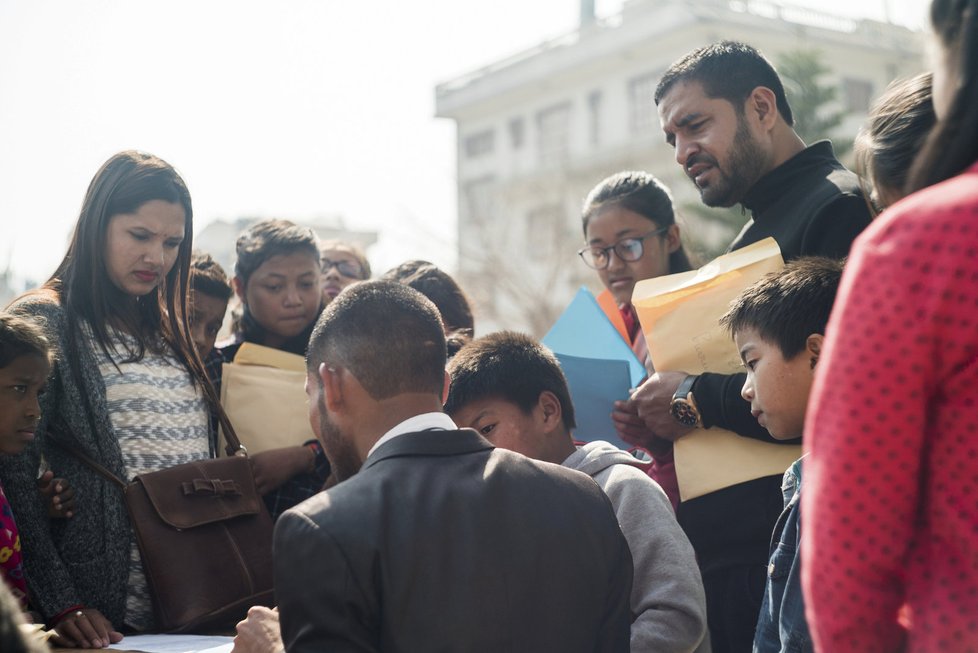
366, 411, 458, 458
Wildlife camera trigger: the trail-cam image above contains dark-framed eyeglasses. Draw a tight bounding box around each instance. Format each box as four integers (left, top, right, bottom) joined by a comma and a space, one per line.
577, 226, 670, 270
322, 258, 364, 279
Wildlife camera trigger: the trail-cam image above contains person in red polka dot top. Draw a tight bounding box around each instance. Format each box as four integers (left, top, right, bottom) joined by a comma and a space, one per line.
802, 1, 978, 650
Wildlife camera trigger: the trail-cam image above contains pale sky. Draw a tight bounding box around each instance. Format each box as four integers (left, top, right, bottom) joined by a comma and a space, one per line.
0, 0, 928, 286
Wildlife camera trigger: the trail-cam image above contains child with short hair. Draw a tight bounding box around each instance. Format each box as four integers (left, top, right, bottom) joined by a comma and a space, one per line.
189, 252, 233, 395
0, 315, 53, 611
445, 331, 708, 653
718, 257, 844, 653
189, 252, 233, 362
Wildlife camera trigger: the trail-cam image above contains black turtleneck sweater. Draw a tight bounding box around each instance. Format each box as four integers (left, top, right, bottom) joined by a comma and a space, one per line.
693, 140, 871, 443
679, 141, 872, 576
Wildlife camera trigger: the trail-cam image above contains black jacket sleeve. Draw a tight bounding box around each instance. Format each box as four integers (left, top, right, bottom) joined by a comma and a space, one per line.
692, 372, 801, 445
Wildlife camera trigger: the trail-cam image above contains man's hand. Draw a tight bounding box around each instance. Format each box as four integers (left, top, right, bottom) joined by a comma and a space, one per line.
51, 608, 123, 649
250, 446, 315, 495
625, 371, 695, 442
232, 606, 284, 653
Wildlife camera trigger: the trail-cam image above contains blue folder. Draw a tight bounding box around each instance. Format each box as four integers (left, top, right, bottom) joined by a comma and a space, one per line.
543, 288, 646, 449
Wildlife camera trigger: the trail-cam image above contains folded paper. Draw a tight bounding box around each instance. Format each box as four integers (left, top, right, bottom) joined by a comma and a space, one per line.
554, 353, 632, 450
543, 287, 645, 450
633, 238, 800, 500
219, 343, 313, 455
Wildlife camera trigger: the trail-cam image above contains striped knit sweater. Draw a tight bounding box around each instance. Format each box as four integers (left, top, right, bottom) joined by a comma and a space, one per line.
0, 293, 206, 627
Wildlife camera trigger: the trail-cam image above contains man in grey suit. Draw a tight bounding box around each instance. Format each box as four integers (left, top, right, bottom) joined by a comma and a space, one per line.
273, 280, 633, 653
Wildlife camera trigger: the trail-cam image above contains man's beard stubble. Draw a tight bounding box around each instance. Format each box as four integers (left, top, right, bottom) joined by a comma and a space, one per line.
317, 397, 362, 484
697, 116, 768, 208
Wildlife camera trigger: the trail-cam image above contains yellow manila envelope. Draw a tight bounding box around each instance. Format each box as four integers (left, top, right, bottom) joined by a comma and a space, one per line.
219, 343, 315, 456
632, 238, 800, 501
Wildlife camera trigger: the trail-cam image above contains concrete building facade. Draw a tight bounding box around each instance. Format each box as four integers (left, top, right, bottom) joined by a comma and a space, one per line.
435, 0, 923, 334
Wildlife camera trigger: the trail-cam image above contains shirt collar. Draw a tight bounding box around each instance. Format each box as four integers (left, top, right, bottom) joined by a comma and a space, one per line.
367, 412, 458, 458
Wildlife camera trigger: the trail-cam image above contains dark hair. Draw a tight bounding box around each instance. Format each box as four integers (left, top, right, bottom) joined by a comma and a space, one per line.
581, 171, 693, 274
907, 0, 978, 192
654, 40, 794, 126
190, 251, 233, 302
42, 150, 195, 367
306, 280, 446, 399
855, 73, 935, 211
720, 257, 843, 359
382, 260, 475, 334
445, 331, 576, 431
446, 329, 473, 359
233, 219, 322, 353
234, 219, 320, 281
0, 314, 52, 368
320, 240, 372, 280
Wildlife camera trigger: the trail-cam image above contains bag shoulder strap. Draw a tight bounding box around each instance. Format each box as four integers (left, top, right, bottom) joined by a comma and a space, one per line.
53, 427, 127, 490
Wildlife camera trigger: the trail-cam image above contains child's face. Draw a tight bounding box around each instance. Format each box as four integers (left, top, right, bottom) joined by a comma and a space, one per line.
584, 206, 677, 306
237, 252, 322, 346
321, 247, 365, 304
735, 327, 820, 440
190, 292, 229, 359
0, 354, 51, 455
450, 396, 548, 460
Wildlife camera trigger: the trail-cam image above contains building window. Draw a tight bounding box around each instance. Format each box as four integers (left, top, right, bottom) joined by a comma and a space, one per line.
525, 204, 565, 261
463, 177, 496, 226
588, 90, 602, 147
464, 129, 495, 159
537, 103, 571, 167
509, 118, 525, 149
842, 78, 873, 113
629, 72, 659, 135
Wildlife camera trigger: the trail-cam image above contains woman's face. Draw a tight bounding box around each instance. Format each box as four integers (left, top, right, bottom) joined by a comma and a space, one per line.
237, 251, 322, 348
584, 205, 680, 306
321, 247, 366, 304
104, 200, 186, 297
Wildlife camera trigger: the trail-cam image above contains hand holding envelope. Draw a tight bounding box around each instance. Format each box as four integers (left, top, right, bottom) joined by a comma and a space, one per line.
631, 238, 801, 501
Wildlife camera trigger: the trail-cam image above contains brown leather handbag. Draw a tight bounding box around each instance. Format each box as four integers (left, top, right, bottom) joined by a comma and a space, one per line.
60, 426, 275, 633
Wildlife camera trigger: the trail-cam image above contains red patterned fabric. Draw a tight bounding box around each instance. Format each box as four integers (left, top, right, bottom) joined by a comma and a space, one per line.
802, 162, 978, 652
0, 481, 27, 608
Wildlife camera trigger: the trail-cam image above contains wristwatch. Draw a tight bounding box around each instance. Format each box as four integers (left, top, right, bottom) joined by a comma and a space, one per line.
670, 374, 702, 428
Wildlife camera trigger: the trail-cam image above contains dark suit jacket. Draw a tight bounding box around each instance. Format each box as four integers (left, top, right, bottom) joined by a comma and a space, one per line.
274, 428, 633, 653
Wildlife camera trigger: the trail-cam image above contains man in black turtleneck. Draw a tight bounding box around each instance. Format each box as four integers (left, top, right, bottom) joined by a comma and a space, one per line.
614, 41, 871, 653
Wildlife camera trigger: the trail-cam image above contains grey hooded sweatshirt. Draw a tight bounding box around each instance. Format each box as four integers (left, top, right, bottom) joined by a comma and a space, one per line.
563, 440, 710, 653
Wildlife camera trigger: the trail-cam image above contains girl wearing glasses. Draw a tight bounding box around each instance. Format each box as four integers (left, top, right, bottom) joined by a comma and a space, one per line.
320, 240, 371, 306
580, 171, 693, 508
580, 170, 692, 365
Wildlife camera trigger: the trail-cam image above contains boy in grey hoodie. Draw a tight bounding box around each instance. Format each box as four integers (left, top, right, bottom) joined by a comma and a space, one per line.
446, 331, 709, 653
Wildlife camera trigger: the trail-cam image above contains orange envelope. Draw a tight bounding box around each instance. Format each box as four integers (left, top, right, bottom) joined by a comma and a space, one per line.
632, 238, 800, 500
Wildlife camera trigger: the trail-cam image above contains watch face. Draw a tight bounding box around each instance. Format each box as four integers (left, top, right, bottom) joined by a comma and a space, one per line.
670, 399, 699, 427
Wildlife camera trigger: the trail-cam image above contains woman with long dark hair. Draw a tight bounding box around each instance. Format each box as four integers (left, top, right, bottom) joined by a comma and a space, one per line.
0, 151, 218, 647
801, 1, 978, 649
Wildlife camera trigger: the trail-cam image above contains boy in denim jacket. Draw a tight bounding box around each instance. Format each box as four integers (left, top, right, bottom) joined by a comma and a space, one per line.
719, 257, 843, 653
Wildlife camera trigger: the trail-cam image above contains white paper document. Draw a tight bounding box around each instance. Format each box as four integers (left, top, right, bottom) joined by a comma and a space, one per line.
107, 634, 233, 653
